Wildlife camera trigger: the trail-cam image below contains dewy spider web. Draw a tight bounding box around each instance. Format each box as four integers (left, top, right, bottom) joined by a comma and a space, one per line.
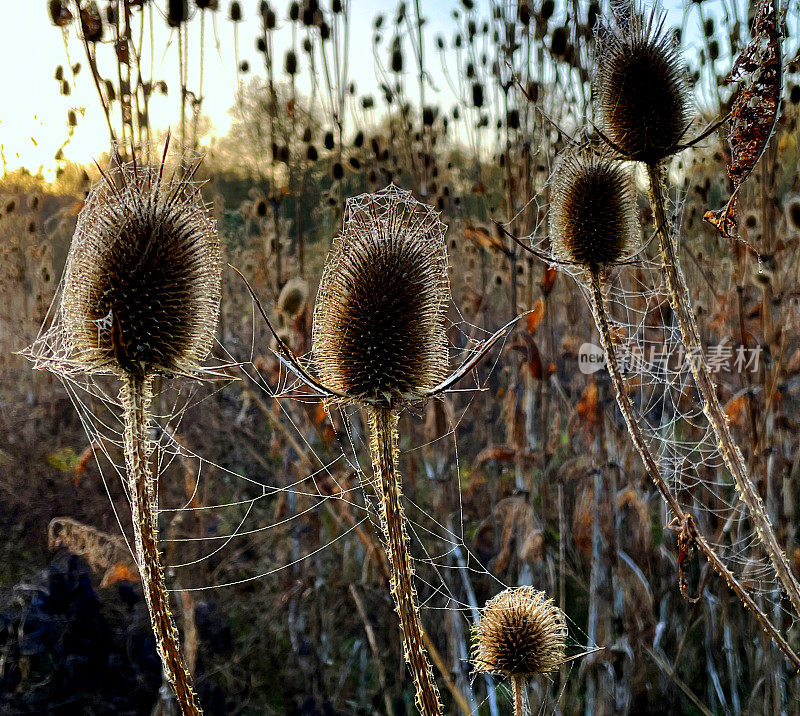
515, 164, 794, 626
24, 174, 595, 710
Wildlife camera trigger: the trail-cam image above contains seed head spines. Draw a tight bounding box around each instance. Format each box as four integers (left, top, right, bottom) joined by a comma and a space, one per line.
549, 147, 639, 271
594, 5, 690, 162
473, 586, 568, 678
61, 150, 221, 379
312, 185, 449, 406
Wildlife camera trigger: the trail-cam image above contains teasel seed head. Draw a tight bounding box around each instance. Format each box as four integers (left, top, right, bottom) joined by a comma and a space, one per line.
593, 5, 690, 162
785, 195, 800, 233
60, 147, 221, 379
549, 147, 639, 271
278, 277, 308, 318
312, 184, 449, 406
473, 586, 568, 678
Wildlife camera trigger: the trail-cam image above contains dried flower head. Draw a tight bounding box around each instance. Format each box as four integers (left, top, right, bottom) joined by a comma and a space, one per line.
785, 195, 800, 233
549, 147, 639, 270
59, 148, 221, 379
593, 6, 690, 162
312, 185, 449, 406
473, 586, 567, 678
278, 278, 308, 318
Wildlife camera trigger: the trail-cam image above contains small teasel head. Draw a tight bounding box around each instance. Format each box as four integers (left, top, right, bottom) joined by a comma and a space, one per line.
593, 4, 690, 162
312, 184, 449, 406
549, 147, 639, 271
473, 586, 568, 678
60, 147, 222, 379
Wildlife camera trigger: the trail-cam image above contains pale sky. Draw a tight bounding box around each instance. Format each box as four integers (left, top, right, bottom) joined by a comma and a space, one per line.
0, 0, 466, 180
0, 0, 762, 182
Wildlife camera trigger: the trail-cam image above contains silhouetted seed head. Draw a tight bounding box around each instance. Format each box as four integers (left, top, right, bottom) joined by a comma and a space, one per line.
594, 6, 690, 162
229, 1, 241, 22
285, 49, 298, 75
60, 151, 221, 379
278, 278, 308, 317
49, 0, 73, 26
167, 0, 189, 27
549, 147, 638, 270
79, 2, 103, 43
473, 587, 567, 678
785, 195, 800, 233
312, 185, 449, 406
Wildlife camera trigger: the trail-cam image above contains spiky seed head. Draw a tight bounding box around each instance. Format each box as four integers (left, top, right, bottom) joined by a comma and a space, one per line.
472, 587, 567, 678
785, 195, 800, 233
549, 147, 639, 270
60, 150, 221, 379
593, 6, 690, 162
312, 184, 449, 406
277, 278, 308, 318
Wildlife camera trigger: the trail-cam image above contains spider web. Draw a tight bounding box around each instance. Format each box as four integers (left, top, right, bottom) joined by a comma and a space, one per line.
513, 160, 794, 632
22, 182, 596, 712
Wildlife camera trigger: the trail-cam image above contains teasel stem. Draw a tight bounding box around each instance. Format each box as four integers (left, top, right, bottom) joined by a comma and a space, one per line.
367, 406, 442, 715
588, 270, 800, 669
511, 675, 529, 716
645, 162, 800, 618
121, 376, 202, 716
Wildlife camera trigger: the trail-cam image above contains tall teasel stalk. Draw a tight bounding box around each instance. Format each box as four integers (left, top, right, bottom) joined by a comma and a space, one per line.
312, 186, 449, 714
234, 185, 517, 713
592, 3, 800, 619
31, 143, 222, 715
472, 587, 568, 716
536, 145, 800, 668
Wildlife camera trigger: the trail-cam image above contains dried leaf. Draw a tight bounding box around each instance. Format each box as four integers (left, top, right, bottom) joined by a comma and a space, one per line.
526, 298, 546, 335
724, 393, 749, 426
100, 562, 139, 587
541, 266, 557, 295
677, 514, 701, 603
464, 223, 506, 252
576, 379, 599, 432
475, 444, 518, 465
704, 0, 782, 239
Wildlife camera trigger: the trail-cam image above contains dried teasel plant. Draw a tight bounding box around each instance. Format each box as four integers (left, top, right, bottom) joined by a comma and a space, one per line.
593, 1, 800, 619
472, 587, 567, 716
235, 184, 517, 715
26, 141, 221, 716
513, 145, 800, 669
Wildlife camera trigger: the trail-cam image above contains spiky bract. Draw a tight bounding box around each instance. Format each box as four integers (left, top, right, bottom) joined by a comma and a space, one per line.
61, 152, 221, 379
312, 185, 449, 406
549, 148, 639, 270
473, 586, 567, 678
594, 6, 690, 162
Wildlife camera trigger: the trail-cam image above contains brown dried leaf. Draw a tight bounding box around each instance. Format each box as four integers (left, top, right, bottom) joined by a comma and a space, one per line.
704, 0, 782, 239
100, 562, 139, 587
464, 223, 506, 252
526, 297, 546, 335
541, 266, 557, 295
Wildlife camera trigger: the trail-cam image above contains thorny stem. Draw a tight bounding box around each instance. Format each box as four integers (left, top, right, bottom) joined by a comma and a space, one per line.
588, 272, 800, 669
511, 675, 529, 716
121, 377, 202, 715
646, 162, 800, 619
367, 406, 442, 715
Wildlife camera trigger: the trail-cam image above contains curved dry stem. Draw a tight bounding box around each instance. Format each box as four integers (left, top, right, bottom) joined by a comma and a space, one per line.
589, 272, 800, 669
367, 406, 442, 715
646, 163, 800, 618
121, 377, 202, 715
